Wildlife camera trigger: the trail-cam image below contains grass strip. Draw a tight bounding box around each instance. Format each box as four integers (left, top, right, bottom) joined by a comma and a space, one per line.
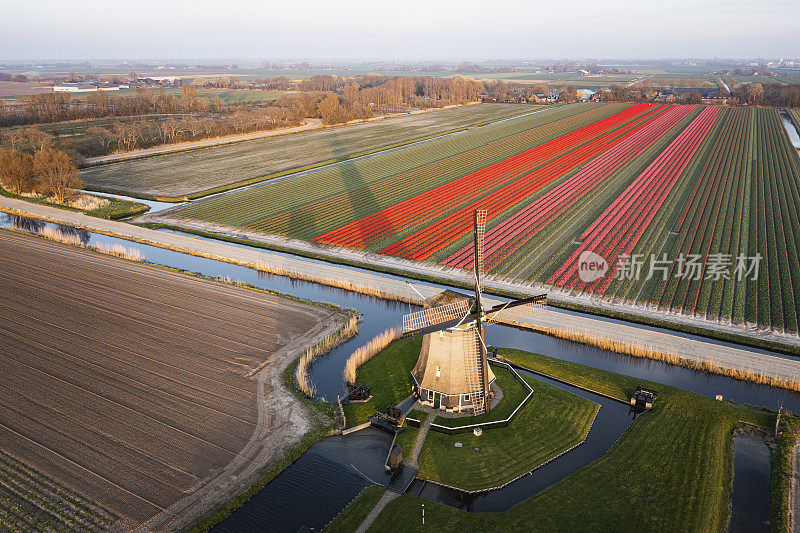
323, 486, 387, 533
343, 337, 421, 427
771, 413, 800, 531
0, 186, 150, 220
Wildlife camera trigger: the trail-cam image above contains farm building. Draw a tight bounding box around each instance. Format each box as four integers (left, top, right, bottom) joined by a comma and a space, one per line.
53, 82, 121, 92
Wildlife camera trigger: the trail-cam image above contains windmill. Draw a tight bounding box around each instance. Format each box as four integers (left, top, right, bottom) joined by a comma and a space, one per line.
400, 210, 547, 415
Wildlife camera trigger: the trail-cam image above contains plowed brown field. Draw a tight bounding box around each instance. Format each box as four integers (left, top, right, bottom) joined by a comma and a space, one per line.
0, 230, 333, 526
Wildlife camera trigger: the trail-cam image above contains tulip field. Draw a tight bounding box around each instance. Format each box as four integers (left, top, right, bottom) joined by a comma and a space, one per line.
171, 103, 800, 332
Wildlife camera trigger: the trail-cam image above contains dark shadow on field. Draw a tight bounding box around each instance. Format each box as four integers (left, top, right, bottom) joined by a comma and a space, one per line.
324, 133, 395, 249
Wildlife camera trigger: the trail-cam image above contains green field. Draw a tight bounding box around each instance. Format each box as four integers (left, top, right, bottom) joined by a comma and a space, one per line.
331, 347, 779, 532
340, 338, 597, 493
0, 114, 188, 142
80, 103, 536, 198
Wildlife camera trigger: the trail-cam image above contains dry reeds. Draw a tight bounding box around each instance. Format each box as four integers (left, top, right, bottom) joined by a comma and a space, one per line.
255, 260, 420, 305
509, 321, 800, 393
25, 224, 145, 262
343, 327, 402, 386
15, 225, 144, 262
93, 242, 144, 262
37, 225, 83, 247
295, 314, 360, 398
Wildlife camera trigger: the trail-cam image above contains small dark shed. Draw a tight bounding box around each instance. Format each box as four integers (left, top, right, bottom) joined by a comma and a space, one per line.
630, 388, 657, 410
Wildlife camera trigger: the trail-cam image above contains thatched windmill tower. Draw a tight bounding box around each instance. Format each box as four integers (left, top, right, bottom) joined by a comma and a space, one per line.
400, 210, 546, 415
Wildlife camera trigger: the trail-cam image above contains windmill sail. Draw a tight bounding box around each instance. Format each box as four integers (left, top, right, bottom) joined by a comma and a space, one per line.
485, 297, 547, 324
402, 299, 471, 334
462, 327, 486, 415
474, 209, 486, 300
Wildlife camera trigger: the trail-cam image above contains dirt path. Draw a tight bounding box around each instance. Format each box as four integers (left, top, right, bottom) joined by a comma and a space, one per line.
409, 413, 432, 469
4, 196, 800, 387
355, 491, 400, 533
83, 119, 325, 165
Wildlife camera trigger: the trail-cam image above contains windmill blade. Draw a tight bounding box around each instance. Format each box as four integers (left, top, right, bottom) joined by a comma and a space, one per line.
474, 209, 487, 298
402, 299, 471, 335
401, 315, 479, 339
485, 294, 547, 314
485, 298, 547, 324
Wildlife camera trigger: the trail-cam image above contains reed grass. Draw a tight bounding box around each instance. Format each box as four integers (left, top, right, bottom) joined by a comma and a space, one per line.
21, 224, 145, 262
343, 327, 402, 386
255, 260, 419, 305
93, 242, 145, 262
294, 314, 360, 398
509, 321, 800, 393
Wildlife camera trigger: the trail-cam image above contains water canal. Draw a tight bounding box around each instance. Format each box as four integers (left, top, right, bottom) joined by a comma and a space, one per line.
730, 433, 771, 532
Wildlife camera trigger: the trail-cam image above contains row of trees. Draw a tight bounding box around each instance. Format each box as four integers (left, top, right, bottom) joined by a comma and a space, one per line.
0, 147, 82, 203
1, 102, 306, 159
0, 87, 233, 127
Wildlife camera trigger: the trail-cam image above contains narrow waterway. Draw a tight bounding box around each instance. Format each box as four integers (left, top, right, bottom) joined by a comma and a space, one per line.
0, 215, 786, 531
781, 111, 800, 149
729, 433, 771, 532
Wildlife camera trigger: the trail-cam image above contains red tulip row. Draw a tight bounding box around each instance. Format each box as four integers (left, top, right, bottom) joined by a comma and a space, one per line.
547, 105, 721, 292
378, 104, 662, 260
443, 105, 696, 269
313, 103, 656, 249
251, 104, 617, 239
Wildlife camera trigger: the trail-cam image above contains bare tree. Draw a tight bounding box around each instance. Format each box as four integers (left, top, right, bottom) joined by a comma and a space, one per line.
85, 125, 117, 153
0, 149, 35, 194
33, 147, 82, 204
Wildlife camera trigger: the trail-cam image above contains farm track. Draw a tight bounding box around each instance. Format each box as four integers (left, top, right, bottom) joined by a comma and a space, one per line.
0, 231, 343, 529
4, 195, 800, 380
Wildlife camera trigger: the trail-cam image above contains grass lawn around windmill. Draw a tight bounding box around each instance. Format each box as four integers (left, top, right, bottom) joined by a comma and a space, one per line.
417, 373, 599, 492
342, 337, 599, 492
342, 337, 422, 427
337, 347, 783, 533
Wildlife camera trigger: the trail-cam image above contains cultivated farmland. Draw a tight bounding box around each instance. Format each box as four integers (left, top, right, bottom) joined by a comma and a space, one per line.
79, 103, 534, 198
0, 230, 336, 526
168, 103, 800, 334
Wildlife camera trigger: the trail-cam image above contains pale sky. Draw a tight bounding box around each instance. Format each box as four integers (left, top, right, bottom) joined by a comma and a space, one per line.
2, 0, 798, 61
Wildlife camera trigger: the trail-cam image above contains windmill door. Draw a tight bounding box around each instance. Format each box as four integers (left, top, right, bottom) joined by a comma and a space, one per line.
433, 392, 440, 409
